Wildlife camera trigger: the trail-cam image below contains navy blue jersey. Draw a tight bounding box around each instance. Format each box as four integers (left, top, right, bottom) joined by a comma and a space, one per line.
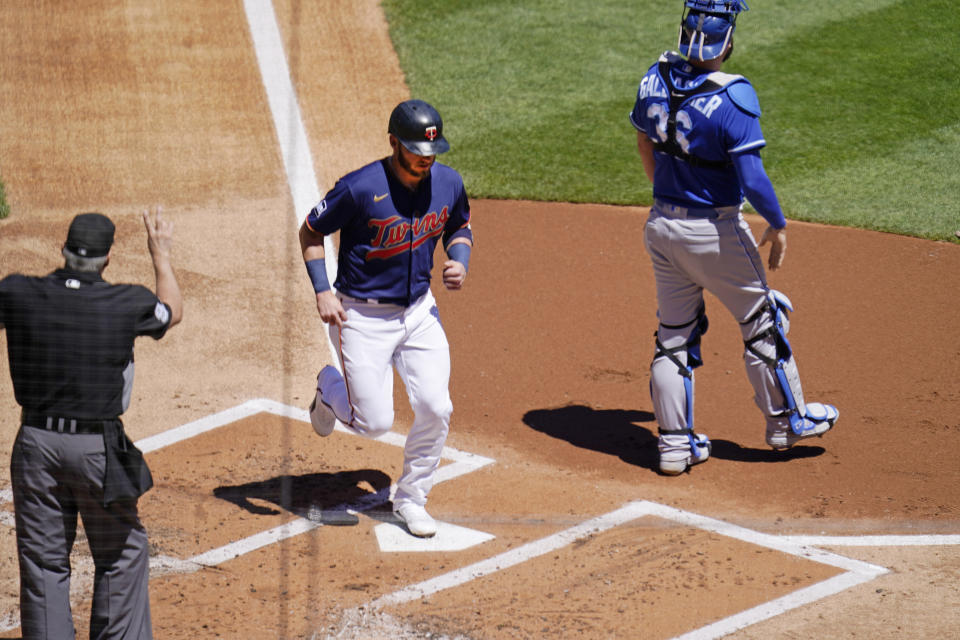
631, 52, 766, 209
305, 158, 471, 304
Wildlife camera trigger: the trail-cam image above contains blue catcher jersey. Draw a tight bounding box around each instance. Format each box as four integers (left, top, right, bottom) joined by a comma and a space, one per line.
305, 158, 471, 304
630, 52, 766, 209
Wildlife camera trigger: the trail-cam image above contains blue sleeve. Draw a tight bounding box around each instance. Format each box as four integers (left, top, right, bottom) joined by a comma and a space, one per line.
731, 150, 786, 229
442, 182, 473, 247
629, 95, 645, 132
304, 180, 356, 235
722, 100, 766, 156
630, 60, 666, 138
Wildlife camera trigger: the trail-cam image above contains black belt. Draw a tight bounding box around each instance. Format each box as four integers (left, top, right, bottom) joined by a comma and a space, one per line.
339, 293, 410, 306
21, 411, 114, 434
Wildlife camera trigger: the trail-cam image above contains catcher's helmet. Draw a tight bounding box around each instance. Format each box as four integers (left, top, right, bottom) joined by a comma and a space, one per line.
388, 99, 450, 156
678, 0, 749, 61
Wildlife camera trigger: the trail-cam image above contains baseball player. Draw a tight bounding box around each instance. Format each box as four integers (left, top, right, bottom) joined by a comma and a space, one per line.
299, 100, 473, 537
630, 0, 838, 475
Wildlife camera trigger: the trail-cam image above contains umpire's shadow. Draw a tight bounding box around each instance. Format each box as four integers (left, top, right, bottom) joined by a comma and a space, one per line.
213, 469, 392, 527
523, 404, 659, 471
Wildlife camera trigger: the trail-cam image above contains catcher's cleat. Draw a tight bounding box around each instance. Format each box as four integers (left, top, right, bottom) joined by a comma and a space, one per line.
766, 402, 838, 450
308, 367, 338, 437
659, 432, 711, 475
394, 502, 438, 538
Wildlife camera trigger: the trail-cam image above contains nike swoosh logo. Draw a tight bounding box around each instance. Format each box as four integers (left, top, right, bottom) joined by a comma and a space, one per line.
374, 193, 389, 202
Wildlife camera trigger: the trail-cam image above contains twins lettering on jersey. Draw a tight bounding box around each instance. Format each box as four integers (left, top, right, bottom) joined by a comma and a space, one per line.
367, 206, 450, 260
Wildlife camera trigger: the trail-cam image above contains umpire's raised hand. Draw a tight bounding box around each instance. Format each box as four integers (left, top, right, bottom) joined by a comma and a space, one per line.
143, 206, 183, 327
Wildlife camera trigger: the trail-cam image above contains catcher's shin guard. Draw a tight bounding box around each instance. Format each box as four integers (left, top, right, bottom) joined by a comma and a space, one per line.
742, 290, 836, 439
651, 307, 711, 471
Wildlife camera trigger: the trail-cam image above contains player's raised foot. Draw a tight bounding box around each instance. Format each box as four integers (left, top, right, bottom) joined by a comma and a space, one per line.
659, 432, 711, 476
308, 366, 339, 437
308, 392, 336, 437
766, 403, 838, 450
394, 502, 438, 538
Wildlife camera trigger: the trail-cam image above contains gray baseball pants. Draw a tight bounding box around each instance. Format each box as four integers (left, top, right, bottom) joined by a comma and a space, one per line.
11, 425, 152, 640
644, 203, 803, 435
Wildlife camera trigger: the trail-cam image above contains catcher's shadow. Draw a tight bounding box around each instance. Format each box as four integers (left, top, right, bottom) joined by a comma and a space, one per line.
709, 439, 826, 463
213, 468, 392, 527
523, 404, 659, 470
523, 406, 826, 472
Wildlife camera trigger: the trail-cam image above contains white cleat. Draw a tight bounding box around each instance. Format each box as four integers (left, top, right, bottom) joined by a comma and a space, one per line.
767, 403, 838, 450
659, 433, 711, 476
394, 503, 438, 538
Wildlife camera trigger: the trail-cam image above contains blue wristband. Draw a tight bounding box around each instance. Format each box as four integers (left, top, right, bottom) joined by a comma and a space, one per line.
447, 242, 471, 272
305, 259, 330, 293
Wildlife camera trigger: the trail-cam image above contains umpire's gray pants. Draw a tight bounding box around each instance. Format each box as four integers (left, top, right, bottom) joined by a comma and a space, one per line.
11, 425, 152, 640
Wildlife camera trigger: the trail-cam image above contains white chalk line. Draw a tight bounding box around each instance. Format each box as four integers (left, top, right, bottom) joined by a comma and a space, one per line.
368, 502, 646, 609
780, 534, 960, 547
242, 0, 319, 227
131, 397, 495, 567
363, 500, 893, 640
0, 397, 494, 632
243, 0, 340, 364
671, 571, 879, 640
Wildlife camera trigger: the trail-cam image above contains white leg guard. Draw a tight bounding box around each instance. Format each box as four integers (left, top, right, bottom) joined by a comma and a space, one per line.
651, 308, 711, 474
741, 291, 839, 449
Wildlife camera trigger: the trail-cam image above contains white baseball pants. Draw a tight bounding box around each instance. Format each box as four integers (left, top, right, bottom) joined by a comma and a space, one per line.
321, 290, 452, 509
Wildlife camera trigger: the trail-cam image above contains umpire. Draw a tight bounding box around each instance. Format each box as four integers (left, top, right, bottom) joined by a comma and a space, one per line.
0, 209, 182, 639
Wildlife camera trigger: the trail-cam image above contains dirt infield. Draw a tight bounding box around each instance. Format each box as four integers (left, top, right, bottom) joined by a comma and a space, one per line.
1, 1, 959, 638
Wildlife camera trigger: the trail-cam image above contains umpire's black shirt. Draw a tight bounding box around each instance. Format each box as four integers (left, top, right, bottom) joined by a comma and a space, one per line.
0, 269, 171, 419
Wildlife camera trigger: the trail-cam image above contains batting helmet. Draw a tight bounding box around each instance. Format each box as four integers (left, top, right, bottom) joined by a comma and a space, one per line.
388, 99, 450, 156
678, 0, 749, 61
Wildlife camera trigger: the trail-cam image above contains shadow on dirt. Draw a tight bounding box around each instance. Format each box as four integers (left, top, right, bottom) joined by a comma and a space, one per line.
709, 439, 826, 463
522, 404, 659, 470
523, 405, 827, 472
213, 469, 392, 526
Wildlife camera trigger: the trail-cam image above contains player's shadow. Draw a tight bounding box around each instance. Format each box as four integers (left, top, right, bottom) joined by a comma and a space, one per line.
709, 439, 826, 462
524, 406, 827, 472
523, 404, 659, 470
213, 469, 391, 527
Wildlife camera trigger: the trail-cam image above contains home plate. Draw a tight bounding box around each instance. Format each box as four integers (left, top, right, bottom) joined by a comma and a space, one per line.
374, 521, 495, 552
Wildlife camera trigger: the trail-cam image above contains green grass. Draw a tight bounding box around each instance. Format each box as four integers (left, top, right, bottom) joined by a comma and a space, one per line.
0, 177, 9, 220
382, 0, 959, 242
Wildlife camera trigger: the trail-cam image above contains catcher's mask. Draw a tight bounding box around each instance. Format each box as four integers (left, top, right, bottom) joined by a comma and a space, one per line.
678, 0, 749, 61
388, 99, 450, 156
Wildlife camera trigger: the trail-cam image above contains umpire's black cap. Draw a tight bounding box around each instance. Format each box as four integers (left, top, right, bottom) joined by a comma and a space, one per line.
66, 213, 115, 257
388, 99, 450, 156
